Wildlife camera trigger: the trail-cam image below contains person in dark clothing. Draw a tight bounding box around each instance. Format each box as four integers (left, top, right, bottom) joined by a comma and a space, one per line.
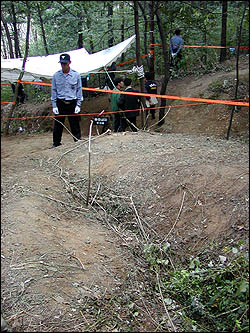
11, 82, 26, 104
50, 53, 83, 148
110, 77, 124, 132
118, 78, 141, 132
144, 72, 158, 120
81, 76, 89, 98
170, 29, 183, 68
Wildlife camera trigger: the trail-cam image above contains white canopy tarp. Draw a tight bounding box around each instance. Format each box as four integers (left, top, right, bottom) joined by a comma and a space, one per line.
1, 35, 136, 82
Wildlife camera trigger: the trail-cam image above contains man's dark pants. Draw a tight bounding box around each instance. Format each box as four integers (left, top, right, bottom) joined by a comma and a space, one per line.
53, 99, 81, 146
120, 116, 137, 132
113, 113, 122, 132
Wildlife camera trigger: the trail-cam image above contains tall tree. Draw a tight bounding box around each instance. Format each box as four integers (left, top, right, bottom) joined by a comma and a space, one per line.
226, 1, 248, 140
107, 3, 114, 47
120, 2, 125, 62
138, 1, 149, 69
1, 12, 15, 58
149, 0, 155, 77
155, 2, 170, 126
37, 3, 49, 55
10, 1, 22, 58
219, 0, 227, 63
1, 25, 8, 58
5, 1, 31, 134
82, 4, 94, 53
74, 2, 84, 49
133, 0, 146, 127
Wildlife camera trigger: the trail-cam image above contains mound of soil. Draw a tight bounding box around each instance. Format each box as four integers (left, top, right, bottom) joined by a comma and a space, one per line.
1, 55, 249, 332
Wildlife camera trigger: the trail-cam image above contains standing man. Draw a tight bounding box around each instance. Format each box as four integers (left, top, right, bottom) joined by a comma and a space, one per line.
118, 78, 141, 132
110, 77, 124, 132
170, 29, 183, 68
144, 72, 158, 120
50, 53, 83, 148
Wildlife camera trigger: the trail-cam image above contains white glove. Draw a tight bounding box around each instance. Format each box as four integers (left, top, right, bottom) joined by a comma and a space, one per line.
53, 107, 59, 115
74, 105, 81, 114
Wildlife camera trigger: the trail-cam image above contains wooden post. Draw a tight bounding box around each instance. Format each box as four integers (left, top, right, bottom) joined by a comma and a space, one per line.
86, 120, 93, 206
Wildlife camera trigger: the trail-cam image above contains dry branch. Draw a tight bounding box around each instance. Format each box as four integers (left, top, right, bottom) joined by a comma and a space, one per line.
156, 272, 176, 332
130, 195, 148, 242
161, 191, 186, 244
28, 191, 88, 211
54, 128, 111, 165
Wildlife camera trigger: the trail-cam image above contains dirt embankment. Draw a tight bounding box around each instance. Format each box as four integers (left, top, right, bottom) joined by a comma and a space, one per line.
1, 56, 249, 332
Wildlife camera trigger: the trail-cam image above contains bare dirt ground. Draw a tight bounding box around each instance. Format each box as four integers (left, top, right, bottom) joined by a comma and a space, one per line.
1, 56, 249, 332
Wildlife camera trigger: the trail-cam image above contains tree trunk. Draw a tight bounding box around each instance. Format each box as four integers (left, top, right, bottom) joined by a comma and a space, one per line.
120, 5, 125, 62
155, 4, 170, 126
108, 4, 114, 47
202, 1, 207, 65
133, 0, 146, 128
5, 1, 31, 135
138, 1, 149, 69
78, 31, 83, 49
226, 1, 247, 140
120, 1, 125, 55
1, 26, 8, 58
77, 19, 83, 49
149, 0, 155, 78
83, 7, 94, 53
1, 13, 15, 58
37, 3, 49, 55
10, 1, 22, 58
219, 0, 227, 63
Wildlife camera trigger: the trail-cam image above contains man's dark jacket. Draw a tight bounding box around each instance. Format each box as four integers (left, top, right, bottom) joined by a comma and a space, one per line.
118, 88, 141, 118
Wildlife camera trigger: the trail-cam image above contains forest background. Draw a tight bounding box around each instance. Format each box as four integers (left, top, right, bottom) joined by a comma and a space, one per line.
1, 1, 249, 132
1, 1, 249, 65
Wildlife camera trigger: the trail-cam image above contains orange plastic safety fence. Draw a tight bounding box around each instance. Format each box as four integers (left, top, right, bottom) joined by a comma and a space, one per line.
150, 43, 249, 50
1, 80, 249, 108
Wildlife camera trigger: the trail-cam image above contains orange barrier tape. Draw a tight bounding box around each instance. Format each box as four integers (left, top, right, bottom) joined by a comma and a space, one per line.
0, 104, 198, 121
19, 80, 52, 86
88, 54, 149, 76
0, 100, 246, 122
2, 81, 249, 108
150, 43, 249, 50
81, 87, 249, 107
1, 81, 51, 86
1, 101, 16, 105
117, 54, 149, 66
184, 45, 249, 50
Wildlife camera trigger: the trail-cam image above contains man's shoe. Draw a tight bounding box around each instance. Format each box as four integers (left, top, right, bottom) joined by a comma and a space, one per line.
49, 143, 62, 149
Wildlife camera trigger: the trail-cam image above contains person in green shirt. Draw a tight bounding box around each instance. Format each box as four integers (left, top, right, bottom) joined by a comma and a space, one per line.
110, 77, 124, 132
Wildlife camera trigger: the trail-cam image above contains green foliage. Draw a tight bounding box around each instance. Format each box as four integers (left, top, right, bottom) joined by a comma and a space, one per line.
161, 249, 249, 332
25, 83, 51, 103
207, 77, 248, 100
143, 241, 249, 331
1, 1, 249, 77
1, 84, 13, 103
144, 242, 172, 272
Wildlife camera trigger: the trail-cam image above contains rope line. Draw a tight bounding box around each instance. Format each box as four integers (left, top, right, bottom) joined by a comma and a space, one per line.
1, 82, 249, 107
150, 43, 249, 50
1, 81, 249, 107
1, 100, 247, 121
